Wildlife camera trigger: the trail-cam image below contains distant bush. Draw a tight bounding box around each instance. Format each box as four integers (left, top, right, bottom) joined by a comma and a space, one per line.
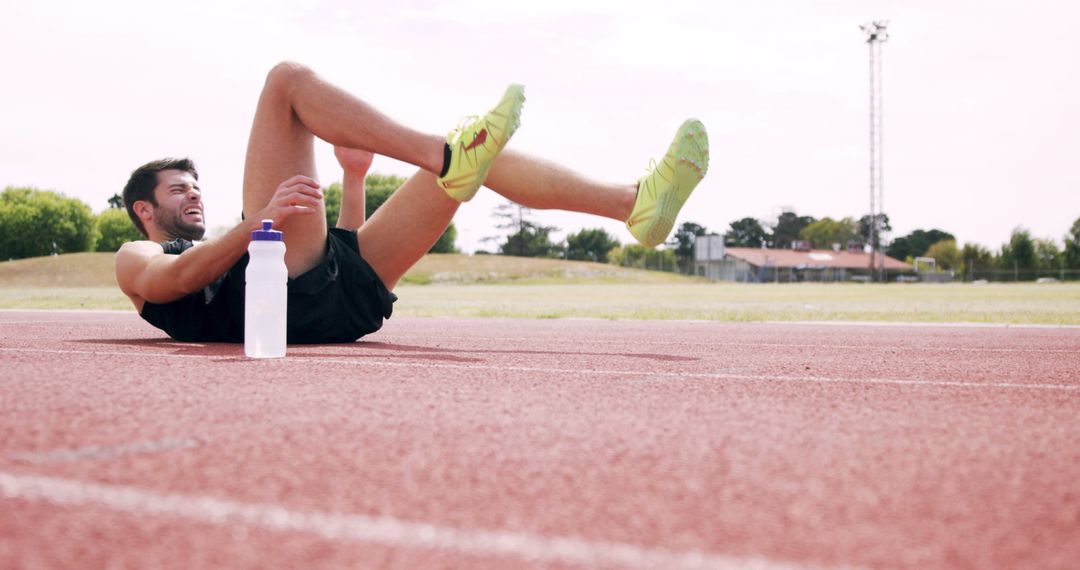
566, 228, 620, 263
925, 239, 962, 272
430, 222, 458, 254
95, 208, 144, 252
799, 217, 859, 249
0, 187, 96, 260
608, 244, 678, 272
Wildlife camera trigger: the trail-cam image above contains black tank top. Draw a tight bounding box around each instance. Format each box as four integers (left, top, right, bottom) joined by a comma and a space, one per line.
138, 239, 246, 342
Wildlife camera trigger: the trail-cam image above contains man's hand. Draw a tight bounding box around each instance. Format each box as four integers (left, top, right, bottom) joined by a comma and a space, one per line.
334, 146, 374, 176
255, 175, 324, 225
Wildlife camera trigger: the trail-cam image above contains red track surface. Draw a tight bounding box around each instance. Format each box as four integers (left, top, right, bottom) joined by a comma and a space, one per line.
1, 310, 1078, 569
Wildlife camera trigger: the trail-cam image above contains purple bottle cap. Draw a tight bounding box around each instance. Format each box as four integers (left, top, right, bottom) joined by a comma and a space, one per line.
251, 219, 283, 241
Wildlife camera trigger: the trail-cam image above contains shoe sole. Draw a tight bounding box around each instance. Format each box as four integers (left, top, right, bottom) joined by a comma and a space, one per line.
474, 84, 525, 193
636, 119, 710, 247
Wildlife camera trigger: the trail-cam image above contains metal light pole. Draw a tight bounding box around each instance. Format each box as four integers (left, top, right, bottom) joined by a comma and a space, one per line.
861, 20, 888, 282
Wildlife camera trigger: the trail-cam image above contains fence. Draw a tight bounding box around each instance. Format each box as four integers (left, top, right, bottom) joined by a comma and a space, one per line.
962, 269, 1080, 282
689, 260, 1080, 283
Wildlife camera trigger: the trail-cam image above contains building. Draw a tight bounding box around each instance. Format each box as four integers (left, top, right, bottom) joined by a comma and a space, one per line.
693, 235, 913, 282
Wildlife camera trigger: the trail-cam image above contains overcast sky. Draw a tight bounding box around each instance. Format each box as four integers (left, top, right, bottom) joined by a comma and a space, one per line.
2, 0, 1078, 253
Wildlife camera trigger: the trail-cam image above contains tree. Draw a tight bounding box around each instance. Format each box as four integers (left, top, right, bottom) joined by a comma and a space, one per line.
430, 223, 458, 254
670, 221, 708, 273
107, 193, 124, 209
363, 173, 406, 218
799, 217, 859, 249
323, 174, 456, 254
1063, 217, 1080, 270
724, 218, 767, 248
489, 201, 560, 258
323, 181, 342, 230
566, 228, 620, 263
887, 228, 955, 261
857, 213, 891, 250
95, 208, 144, 252
962, 243, 995, 278
925, 239, 962, 272
1033, 238, 1062, 273
998, 227, 1037, 280
769, 211, 816, 249
0, 187, 96, 260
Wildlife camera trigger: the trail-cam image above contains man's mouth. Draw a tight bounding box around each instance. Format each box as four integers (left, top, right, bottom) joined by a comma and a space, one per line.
183, 207, 203, 221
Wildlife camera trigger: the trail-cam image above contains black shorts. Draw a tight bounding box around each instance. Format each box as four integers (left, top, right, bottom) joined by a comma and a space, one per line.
282, 227, 396, 343
139, 228, 395, 344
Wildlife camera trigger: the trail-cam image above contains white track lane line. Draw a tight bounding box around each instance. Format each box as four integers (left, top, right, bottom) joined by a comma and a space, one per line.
0, 471, 850, 570
2, 347, 1078, 392
9, 438, 196, 465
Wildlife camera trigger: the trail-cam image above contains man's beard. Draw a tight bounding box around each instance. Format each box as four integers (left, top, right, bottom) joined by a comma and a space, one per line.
156, 208, 206, 241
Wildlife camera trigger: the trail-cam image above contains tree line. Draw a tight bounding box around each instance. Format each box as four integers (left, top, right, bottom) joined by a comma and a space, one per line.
708, 209, 1080, 279
474, 203, 1080, 279
4, 182, 1078, 281
0, 187, 139, 259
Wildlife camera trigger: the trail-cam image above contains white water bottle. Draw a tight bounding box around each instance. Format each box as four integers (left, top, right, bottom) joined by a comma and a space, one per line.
245, 220, 287, 358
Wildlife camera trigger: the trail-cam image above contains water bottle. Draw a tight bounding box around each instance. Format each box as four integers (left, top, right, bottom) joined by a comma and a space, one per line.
245, 220, 287, 358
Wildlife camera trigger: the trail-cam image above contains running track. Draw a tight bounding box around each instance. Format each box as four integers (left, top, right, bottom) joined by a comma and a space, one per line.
1, 310, 1078, 569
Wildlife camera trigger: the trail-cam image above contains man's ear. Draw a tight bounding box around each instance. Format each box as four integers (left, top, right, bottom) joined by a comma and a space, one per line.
134, 200, 154, 224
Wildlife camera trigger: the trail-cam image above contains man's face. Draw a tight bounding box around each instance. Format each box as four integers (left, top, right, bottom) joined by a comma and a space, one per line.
150, 169, 206, 241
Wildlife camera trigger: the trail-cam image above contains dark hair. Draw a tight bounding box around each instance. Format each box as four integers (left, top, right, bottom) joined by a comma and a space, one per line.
122, 158, 199, 237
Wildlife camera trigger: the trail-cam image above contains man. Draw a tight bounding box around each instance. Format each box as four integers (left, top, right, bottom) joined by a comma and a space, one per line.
115, 61, 709, 344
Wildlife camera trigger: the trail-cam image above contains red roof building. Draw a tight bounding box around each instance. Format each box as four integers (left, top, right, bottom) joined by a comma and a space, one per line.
693, 236, 913, 282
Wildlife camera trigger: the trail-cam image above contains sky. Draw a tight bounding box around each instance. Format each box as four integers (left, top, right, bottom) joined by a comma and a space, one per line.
2, 0, 1078, 254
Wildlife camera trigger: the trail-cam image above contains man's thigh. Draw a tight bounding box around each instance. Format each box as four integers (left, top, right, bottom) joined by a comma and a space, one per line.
242, 63, 327, 278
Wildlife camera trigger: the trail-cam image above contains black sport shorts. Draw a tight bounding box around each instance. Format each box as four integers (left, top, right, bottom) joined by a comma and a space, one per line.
139, 228, 395, 344
284, 227, 396, 343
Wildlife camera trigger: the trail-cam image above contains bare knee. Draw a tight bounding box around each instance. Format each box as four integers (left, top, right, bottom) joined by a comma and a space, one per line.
263, 61, 315, 98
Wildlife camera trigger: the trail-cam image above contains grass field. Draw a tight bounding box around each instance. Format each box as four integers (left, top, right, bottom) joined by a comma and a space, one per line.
2, 253, 1078, 324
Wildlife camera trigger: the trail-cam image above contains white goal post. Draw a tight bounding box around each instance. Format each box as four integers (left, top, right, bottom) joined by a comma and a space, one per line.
913, 256, 936, 273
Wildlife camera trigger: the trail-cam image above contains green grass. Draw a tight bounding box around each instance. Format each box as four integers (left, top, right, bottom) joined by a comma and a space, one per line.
392, 282, 1080, 325
0, 287, 131, 310
2, 253, 1078, 324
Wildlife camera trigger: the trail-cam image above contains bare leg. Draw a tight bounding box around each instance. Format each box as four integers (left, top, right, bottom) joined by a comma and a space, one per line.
358, 149, 637, 290
484, 149, 636, 221
242, 61, 443, 276
244, 61, 638, 289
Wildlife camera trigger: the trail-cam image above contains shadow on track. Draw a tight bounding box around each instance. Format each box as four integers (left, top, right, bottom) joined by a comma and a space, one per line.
301, 342, 699, 363
71, 338, 241, 357
71, 339, 699, 363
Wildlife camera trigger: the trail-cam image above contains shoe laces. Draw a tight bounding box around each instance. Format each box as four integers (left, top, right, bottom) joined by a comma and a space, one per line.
456, 115, 480, 130
645, 157, 675, 183
449, 115, 487, 149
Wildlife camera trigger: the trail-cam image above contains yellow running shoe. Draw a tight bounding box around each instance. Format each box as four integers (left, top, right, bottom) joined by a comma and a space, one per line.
437, 84, 525, 202
626, 119, 709, 248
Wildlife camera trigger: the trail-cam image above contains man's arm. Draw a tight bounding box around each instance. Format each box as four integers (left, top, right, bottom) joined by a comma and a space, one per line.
333, 146, 374, 231
116, 175, 324, 306
116, 218, 263, 304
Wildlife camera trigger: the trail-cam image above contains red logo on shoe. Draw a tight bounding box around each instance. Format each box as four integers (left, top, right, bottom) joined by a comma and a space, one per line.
464, 129, 488, 151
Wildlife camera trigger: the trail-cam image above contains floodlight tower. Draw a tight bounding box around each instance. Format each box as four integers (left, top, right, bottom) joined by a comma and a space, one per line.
861, 20, 889, 281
